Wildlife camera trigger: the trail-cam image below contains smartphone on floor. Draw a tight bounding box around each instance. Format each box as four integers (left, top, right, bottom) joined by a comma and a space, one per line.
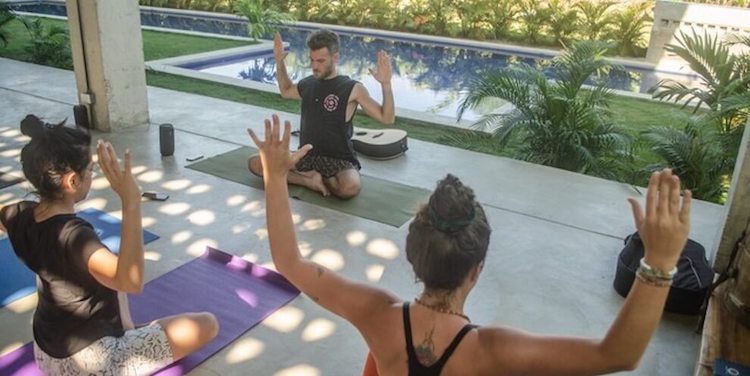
142, 191, 169, 201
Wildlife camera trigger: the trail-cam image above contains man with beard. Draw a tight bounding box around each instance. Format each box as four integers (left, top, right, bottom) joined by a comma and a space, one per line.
247, 29, 395, 199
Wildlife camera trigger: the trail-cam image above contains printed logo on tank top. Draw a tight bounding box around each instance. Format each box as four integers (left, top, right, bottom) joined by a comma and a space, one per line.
323, 94, 340, 112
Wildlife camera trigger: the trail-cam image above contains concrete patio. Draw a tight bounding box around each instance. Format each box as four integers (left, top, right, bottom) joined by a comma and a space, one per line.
0, 57, 728, 375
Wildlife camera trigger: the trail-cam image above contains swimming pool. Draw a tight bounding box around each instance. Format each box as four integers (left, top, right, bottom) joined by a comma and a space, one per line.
12, 1, 701, 123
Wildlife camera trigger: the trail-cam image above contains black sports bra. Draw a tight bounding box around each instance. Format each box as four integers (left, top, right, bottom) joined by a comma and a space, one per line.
403, 302, 477, 375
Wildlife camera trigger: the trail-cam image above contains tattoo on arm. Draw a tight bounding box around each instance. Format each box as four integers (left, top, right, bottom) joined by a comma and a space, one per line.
414, 327, 437, 366
316, 266, 325, 277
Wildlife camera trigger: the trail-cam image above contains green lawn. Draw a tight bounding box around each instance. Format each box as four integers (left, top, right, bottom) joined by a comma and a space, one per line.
0, 16, 693, 179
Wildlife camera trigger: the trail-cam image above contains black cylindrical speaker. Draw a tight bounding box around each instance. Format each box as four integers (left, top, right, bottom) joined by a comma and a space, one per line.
159, 123, 174, 156
73, 105, 90, 129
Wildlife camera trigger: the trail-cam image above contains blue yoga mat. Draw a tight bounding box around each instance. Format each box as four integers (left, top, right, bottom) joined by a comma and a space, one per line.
0, 247, 300, 376
0, 207, 159, 307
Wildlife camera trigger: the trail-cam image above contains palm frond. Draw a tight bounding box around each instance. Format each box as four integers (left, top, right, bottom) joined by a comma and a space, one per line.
458, 65, 540, 121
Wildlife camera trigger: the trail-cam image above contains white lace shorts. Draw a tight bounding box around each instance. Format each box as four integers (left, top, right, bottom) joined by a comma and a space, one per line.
34, 321, 173, 376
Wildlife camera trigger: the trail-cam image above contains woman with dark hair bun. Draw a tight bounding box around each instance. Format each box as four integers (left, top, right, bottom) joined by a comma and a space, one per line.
249, 114, 692, 376
0, 115, 218, 375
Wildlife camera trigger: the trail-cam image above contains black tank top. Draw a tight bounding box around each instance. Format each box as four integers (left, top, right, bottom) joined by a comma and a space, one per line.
403, 302, 476, 375
297, 75, 360, 168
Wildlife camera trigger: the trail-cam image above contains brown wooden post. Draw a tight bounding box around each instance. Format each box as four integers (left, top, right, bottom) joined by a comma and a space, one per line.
695, 219, 750, 375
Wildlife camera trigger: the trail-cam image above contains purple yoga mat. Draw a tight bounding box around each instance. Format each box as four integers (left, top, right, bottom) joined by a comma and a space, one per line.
0, 247, 300, 376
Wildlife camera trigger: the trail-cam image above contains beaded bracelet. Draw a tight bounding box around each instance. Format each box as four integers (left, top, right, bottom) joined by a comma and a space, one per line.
636, 269, 673, 287
635, 258, 676, 288
639, 258, 677, 279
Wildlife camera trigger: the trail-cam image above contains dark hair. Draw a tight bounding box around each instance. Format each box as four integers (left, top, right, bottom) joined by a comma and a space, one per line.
406, 174, 491, 291
19, 114, 92, 200
306, 29, 340, 54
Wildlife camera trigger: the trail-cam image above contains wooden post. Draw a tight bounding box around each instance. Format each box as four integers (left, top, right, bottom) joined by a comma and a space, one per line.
695, 219, 750, 375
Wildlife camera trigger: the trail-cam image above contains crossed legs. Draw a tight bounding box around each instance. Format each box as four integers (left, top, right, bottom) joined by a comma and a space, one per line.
155, 312, 219, 361
248, 154, 361, 199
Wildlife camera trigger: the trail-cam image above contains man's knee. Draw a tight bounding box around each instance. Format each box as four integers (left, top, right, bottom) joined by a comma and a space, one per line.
247, 155, 262, 177
333, 180, 361, 199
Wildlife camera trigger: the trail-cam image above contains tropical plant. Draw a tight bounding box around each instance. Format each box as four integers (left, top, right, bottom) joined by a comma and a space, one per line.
24, 18, 71, 67
287, 0, 333, 23
487, 0, 517, 40
576, 0, 615, 41
517, 0, 551, 44
233, 0, 293, 41
455, 0, 493, 39
0, 2, 20, 47
415, 0, 456, 36
608, 1, 651, 57
457, 42, 632, 176
641, 114, 732, 202
547, 0, 579, 47
651, 30, 750, 134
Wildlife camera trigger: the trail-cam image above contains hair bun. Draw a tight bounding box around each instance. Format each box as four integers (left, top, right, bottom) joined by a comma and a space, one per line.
20, 115, 47, 139
428, 174, 477, 233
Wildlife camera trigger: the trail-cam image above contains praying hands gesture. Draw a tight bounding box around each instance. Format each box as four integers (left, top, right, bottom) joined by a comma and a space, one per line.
369, 50, 392, 85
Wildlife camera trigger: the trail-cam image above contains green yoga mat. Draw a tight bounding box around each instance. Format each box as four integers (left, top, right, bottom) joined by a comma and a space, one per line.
186, 146, 431, 227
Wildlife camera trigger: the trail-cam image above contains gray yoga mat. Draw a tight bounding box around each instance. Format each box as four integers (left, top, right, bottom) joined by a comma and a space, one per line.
186, 146, 430, 227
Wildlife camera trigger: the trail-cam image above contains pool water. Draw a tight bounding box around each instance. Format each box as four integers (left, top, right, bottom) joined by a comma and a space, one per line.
12, 1, 701, 122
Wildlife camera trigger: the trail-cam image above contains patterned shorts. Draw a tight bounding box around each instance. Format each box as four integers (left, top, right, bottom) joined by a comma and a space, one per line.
295, 155, 359, 178
34, 321, 173, 376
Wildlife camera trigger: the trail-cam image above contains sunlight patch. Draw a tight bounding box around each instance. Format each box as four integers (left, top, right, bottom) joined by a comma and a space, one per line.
366, 264, 385, 282
232, 222, 253, 234
298, 241, 313, 257
301, 318, 336, 342
144, 251, 161, 261
137, 170, 163, 183
171, 230, 192, 244
366, 238, 400, 260
162, 178, 191, 191
159, 202, 190, 215
346, 231, 367, 246
186, 239, 217, 256
142, 216, 156, 227
226, 337, 265, 364
130, 165, 148, 175
311, 249, 344, 271
263, 306, 304, 333
186, 184, 211, 194
227, 194, 246, 206
300, 218, 326, 231
0, 148, 20, 158
187, 209, 215, 226
274, 364, 320, 376
5, 293, 37, 314
241, 253, 259, 263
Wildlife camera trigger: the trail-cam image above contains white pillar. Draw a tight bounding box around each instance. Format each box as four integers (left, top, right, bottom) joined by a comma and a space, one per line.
646, 1, 750, 70
66, 0, 149, 132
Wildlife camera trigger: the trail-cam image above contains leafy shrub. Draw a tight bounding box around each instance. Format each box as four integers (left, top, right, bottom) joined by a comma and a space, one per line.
458, 42, 633, 176
24, 18, 71, 67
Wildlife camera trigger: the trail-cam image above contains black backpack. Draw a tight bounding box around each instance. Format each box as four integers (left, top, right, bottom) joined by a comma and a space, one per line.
613, 232, 715, 315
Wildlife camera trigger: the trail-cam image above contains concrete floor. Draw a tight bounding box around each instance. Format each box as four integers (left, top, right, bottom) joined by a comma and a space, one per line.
0, 57, 727, 375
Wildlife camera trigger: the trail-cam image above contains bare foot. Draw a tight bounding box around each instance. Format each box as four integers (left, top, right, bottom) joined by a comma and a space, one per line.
291, 170, 330, 197
308, 171, 330, 197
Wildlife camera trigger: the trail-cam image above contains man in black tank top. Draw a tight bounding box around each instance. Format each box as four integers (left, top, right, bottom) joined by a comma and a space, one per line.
247, 29, 395, 199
